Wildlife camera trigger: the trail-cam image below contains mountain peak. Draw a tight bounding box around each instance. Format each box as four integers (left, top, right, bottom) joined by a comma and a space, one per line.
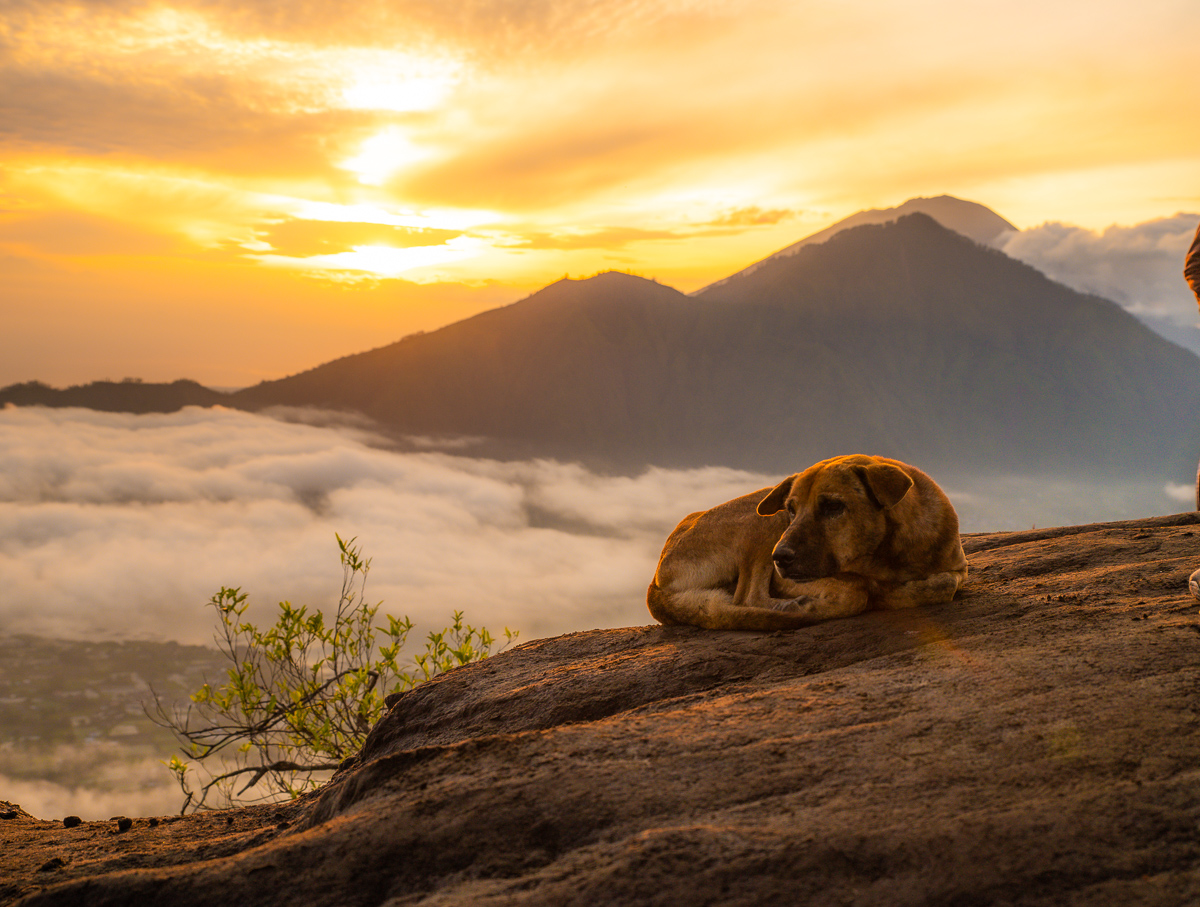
699, 195, 1017, 292
545, 270, 665, 292
512, 270, 687, 312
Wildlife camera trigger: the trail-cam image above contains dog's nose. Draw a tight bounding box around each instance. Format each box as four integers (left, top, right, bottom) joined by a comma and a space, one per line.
772, 545, 796, 572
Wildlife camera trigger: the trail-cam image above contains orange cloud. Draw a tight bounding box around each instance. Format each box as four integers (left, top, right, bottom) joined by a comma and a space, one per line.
704, 207, 796, 228
259, 219, 462, 258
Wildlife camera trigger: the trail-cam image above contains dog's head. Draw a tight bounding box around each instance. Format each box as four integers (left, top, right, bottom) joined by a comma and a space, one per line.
756, 457, 914, 581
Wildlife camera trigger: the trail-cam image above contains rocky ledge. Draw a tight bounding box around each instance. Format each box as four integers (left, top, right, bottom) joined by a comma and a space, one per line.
3, 513, 1200, 906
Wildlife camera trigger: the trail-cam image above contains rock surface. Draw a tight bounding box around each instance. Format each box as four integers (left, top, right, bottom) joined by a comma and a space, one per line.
4, 513, 1200, 906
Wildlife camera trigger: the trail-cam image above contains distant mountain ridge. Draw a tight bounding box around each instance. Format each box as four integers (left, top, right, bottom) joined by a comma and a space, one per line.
0, 379, 228, 413
6, 209, 1199, 483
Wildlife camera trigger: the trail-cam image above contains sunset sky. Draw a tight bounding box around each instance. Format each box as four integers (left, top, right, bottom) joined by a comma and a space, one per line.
3, 0, 1199, 388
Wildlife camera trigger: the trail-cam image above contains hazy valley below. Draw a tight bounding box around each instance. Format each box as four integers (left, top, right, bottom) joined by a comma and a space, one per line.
0, 636, 226, 822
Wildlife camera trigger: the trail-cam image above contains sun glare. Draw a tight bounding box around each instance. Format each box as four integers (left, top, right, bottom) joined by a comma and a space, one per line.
288, 200, 500, 232
336, 46, 461, 112
341, 128, 432, 187
342, 75, 451, 113
254, 236, 485, 279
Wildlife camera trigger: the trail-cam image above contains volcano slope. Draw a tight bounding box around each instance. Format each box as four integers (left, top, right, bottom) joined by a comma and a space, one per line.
4, 512, 1200, 906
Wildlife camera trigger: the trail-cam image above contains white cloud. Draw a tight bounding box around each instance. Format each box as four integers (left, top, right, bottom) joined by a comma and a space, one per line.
993, 213, 1200, 327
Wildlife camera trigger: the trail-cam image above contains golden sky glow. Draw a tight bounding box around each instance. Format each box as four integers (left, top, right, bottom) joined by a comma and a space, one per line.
2, 0, 1199, 387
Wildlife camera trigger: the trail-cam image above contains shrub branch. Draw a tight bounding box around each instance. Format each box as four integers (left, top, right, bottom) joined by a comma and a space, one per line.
147, 534, 516, 813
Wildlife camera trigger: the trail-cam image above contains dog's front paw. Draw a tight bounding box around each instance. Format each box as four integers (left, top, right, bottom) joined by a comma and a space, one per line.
770, 596, 811, 613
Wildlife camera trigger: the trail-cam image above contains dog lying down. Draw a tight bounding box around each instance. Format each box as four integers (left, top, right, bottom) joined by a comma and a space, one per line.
647, 455, 968, 631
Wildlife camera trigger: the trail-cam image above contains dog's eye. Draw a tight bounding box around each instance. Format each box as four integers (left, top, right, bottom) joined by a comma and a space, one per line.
817, 496, 845, 517
785, 501, 796, 517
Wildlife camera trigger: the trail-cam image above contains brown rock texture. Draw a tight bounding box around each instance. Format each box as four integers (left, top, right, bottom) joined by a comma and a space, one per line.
4, 512, 1200, 906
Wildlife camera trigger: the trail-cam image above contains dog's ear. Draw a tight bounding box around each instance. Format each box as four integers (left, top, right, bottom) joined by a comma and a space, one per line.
757, 476, 796, 516
856, 463, 913, 509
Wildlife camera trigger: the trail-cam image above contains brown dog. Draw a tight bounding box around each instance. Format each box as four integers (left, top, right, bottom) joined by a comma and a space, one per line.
647, 455, 968, 630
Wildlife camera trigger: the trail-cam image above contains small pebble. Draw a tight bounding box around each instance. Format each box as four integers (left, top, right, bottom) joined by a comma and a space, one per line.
116, 817, 133, 833
0, 811, 17, 820
149, 817, 160, 827
37, 857, 66, 873
63, 815, 81, 828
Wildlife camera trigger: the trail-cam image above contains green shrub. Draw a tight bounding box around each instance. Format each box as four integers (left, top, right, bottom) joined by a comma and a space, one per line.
150, 534, 516, 813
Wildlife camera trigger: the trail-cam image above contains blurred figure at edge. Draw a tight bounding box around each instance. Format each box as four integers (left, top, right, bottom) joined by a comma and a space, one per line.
1183, 220, 1200, 600
1188, 220, 1200, 508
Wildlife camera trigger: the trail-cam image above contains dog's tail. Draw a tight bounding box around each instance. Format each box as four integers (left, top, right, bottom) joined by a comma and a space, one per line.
646, 581, 681, 626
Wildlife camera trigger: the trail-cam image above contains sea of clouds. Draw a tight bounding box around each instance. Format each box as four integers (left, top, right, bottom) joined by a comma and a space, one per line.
2, 404, 1192, 648
0, 404, 776, 645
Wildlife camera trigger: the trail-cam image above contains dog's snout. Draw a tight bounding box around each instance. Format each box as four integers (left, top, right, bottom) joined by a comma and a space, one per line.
772, 545, 796, 572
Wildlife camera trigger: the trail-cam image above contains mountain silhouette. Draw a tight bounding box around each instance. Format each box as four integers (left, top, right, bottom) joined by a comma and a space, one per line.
224, 213, 1200, 479
230, 272, 703, 466
0, 379, 227, 413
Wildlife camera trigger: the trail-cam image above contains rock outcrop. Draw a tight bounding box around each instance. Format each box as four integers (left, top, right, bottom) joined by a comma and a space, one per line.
4, 513, 1200, 906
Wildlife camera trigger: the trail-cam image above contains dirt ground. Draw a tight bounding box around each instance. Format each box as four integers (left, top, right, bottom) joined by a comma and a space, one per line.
4, 512, 1199, 906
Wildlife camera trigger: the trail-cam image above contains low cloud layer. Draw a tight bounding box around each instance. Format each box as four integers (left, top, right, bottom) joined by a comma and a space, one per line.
0, 406, 1189, 648
0, 406, 771, 645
